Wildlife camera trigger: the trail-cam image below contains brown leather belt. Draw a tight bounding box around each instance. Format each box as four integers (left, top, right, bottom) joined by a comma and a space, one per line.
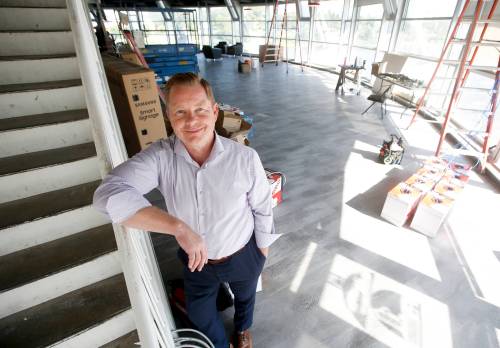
207, 245, 246, 265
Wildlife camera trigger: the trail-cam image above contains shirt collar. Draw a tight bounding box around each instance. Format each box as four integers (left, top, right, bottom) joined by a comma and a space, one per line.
173, 131, 225, 166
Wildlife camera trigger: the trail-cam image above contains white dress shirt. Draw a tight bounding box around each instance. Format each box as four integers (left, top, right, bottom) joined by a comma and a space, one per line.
93, 133, 281, 259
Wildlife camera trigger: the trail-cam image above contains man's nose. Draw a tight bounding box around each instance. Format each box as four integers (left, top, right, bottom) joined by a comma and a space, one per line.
185, 110, 196, 122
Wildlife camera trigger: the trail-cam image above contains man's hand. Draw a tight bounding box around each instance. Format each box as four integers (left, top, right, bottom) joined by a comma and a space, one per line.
175, 222, 208, 272
123, 207, 208, 272
259, 247, 269, 258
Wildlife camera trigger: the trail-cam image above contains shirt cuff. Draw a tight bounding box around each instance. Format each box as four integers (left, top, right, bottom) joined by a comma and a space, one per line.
106, 191, 152, 223
255, 228, 282, 248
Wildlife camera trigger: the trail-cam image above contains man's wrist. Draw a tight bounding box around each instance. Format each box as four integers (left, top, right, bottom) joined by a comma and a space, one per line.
172, 219, 186, 238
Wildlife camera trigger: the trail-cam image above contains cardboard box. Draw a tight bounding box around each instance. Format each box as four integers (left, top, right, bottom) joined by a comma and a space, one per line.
228, 119, 251, 145
223, 113, 242, 132
238, 58, 252, 73
381, 182, 423, 227
120, 51, 142, 66
416, 165, 444, 183
410, 191, 454, 237
102, 55, 167, 157
265, 170, 283, 208
216, 110, 252, 145
433, 178, 464, 200
405, 174, 436, 193
371, 61, 387, 76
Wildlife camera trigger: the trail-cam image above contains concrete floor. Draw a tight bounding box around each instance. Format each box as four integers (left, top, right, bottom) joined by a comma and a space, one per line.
151, 56, 500, 348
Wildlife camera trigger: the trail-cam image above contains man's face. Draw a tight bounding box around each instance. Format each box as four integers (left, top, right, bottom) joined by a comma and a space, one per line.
167, 83, 219, 150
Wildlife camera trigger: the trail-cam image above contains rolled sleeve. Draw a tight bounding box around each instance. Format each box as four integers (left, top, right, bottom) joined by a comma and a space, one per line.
247, 149, 281, 248
93, 142, 161, 224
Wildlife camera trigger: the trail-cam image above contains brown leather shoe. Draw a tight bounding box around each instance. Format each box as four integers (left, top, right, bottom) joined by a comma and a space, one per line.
233, 330, 252, 348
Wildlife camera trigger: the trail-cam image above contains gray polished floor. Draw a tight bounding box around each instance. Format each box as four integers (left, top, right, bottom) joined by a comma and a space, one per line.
151, 56, 500, 348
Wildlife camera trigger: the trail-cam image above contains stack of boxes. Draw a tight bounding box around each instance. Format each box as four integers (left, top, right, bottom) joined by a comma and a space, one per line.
216, 104, 253, 146
381, 157, 470, 237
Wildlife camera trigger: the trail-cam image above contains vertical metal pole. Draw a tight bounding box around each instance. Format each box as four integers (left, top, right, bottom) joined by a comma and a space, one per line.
435, 0, 483, 156
307, 6, 315, 64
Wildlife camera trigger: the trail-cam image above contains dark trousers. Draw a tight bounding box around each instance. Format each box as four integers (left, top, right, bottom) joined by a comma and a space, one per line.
178, 236, 266, 348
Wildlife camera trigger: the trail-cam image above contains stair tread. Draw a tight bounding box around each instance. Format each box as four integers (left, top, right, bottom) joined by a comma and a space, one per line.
0, 108, 88, 132
0, 180, 101, 229
0, 53, 76, 61
100, 330, 139, 348
0, 274, 130, 348
0, 78, 81, 93
0, 142, 96, 176
0, 224, 116, 292
0, 108, 87, 131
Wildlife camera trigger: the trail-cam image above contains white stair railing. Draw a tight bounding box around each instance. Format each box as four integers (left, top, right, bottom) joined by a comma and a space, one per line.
66, 1, 176, 346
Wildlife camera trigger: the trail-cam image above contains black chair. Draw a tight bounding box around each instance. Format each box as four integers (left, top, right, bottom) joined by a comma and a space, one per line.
227, 43, 243, 56
214, 41, 228, 54
202, 45, 222, 60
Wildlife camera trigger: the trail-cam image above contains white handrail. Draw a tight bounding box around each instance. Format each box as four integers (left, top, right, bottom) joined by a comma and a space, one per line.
66, 1, 176, 347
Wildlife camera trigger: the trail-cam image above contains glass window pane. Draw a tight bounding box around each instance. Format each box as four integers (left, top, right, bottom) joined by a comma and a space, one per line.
353, 20, 381, 48
358, 4, 383, 19
396, 20, 450, 57
313, 20, 341, 43
145, 33, 170, 45
210, 7, 231, 21
233, 21, 240, 38
299, 21, 310, 40
310, 42, 340, 67
316, 0, 343, 20
201, 35, 210, 45
299, 1, 310, 18
242, 5, 266, 20
212, 21, 232, 35
212, 35, 232, 45
199, 7, 208, 21
200, 21, 209, 36
242, 37, 265, 54
406, 0, 458, 18
349, 46, 375, 79
276, 3, 296, 20
243, 22, 266, 37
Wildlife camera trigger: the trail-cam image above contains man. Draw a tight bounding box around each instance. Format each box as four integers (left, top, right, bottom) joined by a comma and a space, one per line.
93, 73, 280, 348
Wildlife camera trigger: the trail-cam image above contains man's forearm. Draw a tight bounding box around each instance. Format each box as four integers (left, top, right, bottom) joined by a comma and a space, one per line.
122, 206, 208, 272
122, 206, 185, 237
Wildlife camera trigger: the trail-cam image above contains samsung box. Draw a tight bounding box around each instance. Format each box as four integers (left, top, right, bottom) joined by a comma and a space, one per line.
103, 55, 167, 157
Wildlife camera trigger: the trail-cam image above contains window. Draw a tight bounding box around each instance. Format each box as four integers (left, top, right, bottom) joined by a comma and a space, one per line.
210, 7, 233, 45
395, 0, 458, 58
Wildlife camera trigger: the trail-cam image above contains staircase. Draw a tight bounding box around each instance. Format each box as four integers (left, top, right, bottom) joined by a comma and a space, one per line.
0, 1, 138, 346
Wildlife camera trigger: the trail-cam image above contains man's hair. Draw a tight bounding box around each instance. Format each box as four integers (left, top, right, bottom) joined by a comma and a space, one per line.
164, 72, 215, 106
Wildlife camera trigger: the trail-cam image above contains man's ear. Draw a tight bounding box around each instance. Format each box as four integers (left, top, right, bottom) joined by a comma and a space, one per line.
212, 102, 219, 117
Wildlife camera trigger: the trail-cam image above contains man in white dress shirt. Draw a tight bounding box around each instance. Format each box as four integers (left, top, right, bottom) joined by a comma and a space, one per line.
93, 73, 280, 348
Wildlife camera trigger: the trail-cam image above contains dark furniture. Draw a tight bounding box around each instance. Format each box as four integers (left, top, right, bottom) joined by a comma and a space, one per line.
214, 41, 228, 54
227, 43, 243, 56
202, 45, 222, 60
